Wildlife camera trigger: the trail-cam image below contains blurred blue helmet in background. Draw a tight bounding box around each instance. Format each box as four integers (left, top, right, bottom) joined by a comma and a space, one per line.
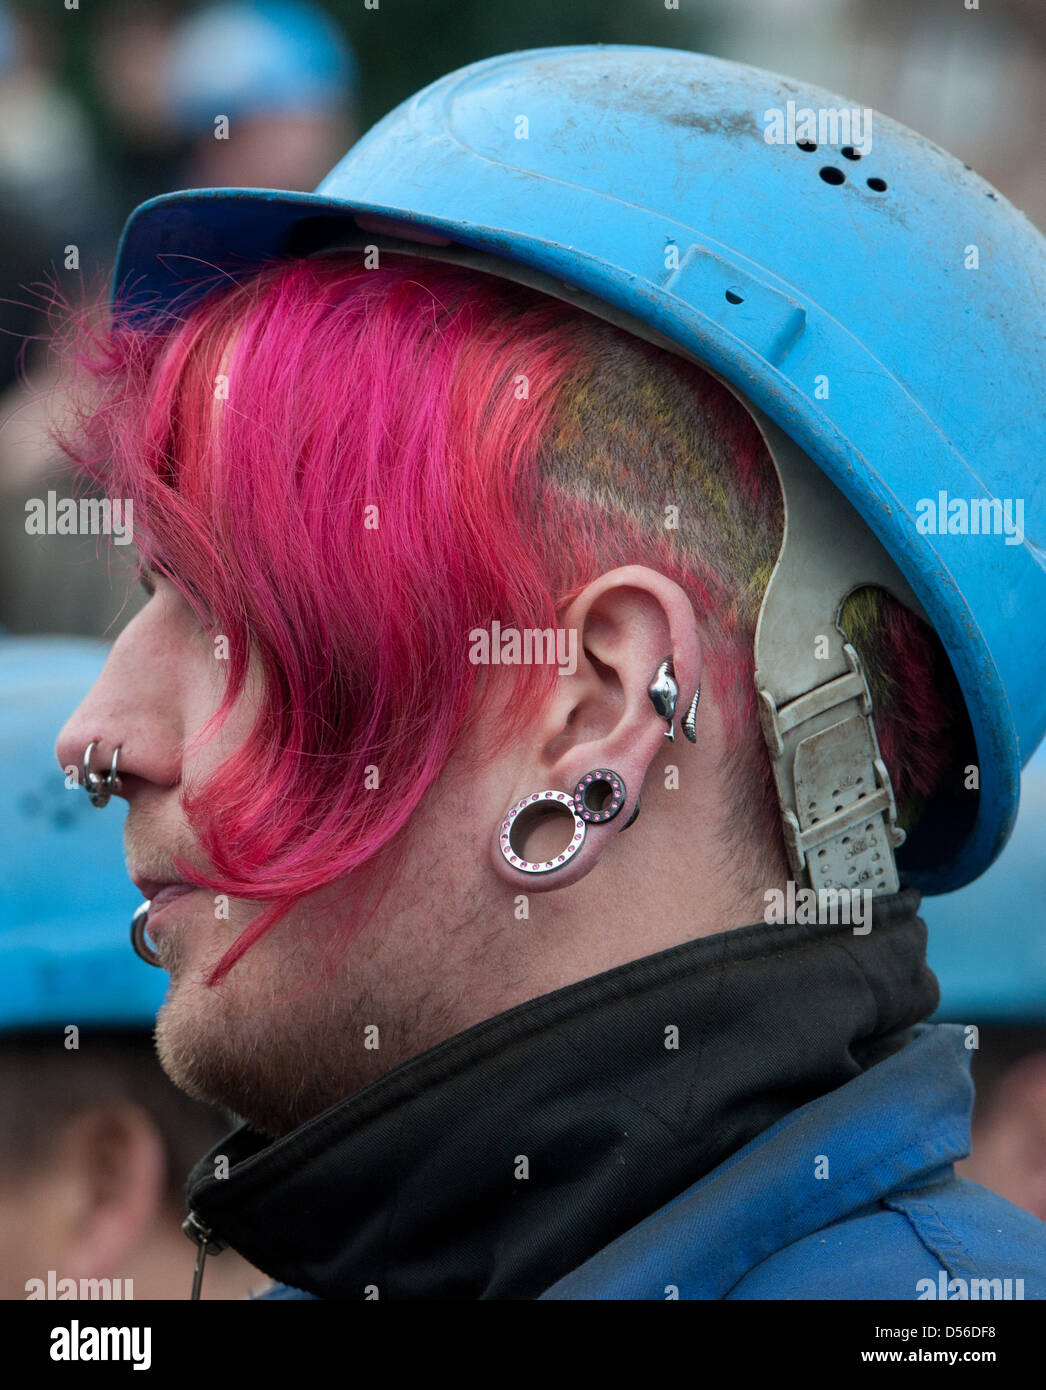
166, 0, 359, 134
0, 3, 17, 80
926, 738, 1046, 1023
0, 637, 166, 1031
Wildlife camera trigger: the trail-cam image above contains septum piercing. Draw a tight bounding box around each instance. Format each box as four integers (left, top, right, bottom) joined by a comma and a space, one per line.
83, 741, 122, 808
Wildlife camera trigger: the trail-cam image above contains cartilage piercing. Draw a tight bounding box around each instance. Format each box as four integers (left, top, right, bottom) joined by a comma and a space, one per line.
682, 686, 700, 743
647, 657, 679, 741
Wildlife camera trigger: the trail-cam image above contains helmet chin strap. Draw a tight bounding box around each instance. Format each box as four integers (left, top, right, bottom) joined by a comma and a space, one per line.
308, 230, 928, 895
747, 410, 923, 896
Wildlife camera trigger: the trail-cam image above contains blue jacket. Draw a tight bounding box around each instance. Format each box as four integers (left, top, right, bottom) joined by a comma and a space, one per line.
540, 1024, 1046, 1299
255, 1022, 1046, 1301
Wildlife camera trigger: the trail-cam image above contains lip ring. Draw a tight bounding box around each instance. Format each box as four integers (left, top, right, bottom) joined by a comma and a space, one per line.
130, 900, 163, 968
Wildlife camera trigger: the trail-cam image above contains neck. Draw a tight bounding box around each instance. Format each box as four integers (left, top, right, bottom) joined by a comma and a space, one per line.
184, 888, 935, 1299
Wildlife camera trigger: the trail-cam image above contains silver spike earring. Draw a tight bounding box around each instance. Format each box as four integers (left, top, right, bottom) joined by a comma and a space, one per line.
682, 686, 700, 743
647, 657, 679, 741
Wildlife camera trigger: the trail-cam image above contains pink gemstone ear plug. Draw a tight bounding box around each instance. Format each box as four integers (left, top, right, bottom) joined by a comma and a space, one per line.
499, 790, 587, 875
572, 769, 626, 824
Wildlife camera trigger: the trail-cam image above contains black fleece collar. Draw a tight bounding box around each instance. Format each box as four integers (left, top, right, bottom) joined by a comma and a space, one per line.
185, 888, 936, 1299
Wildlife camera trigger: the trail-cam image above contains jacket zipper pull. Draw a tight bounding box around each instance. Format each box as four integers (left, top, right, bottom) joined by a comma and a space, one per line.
182, 1210, 226, 1300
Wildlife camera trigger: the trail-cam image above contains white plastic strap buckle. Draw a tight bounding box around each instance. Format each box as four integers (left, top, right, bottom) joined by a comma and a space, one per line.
758, 641, 906, 893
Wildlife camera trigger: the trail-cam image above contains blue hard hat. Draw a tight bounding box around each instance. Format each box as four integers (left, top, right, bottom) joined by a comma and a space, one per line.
926, 738, 1046, 1021
112, 46, 1046, 895
0, 638, 166, 1031
166, 0, 358, 132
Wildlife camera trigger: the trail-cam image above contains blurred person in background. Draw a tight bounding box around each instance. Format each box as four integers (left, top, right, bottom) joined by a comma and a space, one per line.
0, 0, 361, 641
924, 739, 1046, 1225
85, 1, 185, 222
0, 0, 156, 641
0, 637, 264, 1299
0, 383, 145, 639
0, 2, 100, 396
714, 0, 1046, 229
0, 2, 114, 300
165, 0, 360, 192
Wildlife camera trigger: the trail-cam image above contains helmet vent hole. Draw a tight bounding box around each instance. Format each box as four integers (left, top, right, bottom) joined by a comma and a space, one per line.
867, 177, 888, 192
841, 146, 862, 160
725, 287, 745, 305
796, 139, 817, 152
819, 166, 845, 185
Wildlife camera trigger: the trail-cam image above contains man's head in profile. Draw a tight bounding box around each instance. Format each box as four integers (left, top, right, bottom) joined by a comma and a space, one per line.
55, 253, 959, 1140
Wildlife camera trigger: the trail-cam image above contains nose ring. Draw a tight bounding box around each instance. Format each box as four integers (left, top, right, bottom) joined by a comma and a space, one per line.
83, 741, 122, 808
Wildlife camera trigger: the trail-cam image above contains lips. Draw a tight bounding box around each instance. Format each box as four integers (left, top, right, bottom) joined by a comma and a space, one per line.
148, 882, 197, 913
128, 869, 201, 937
129, 867, 192, 901
140, 883, 202, 943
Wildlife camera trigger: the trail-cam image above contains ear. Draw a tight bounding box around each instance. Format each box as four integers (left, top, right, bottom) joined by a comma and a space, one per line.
51, 1104, 167, 1282
491, 565, 701, 892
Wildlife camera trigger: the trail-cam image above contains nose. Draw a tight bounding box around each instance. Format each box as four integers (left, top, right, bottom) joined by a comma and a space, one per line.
55, 610, 184, 804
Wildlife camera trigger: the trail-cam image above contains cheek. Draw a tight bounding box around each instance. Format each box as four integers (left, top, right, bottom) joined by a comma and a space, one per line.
183, 651, 265, 783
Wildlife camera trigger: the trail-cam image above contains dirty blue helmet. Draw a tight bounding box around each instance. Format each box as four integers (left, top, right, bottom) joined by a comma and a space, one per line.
112, 45, 1046, 897
926, 738, 1046, 1021
166, 0, 358, 134
0, 638, 166, 1030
